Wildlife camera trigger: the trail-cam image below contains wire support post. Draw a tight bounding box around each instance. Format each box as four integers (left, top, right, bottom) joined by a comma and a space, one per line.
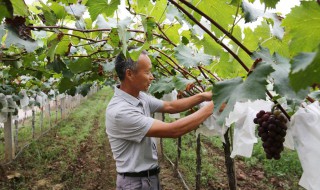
4, 113, 15, 162
196, 133, 201, 190
223, 128, 237, 190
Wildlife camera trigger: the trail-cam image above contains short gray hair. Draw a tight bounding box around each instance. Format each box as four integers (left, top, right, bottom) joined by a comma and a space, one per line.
115, 50, 148, 81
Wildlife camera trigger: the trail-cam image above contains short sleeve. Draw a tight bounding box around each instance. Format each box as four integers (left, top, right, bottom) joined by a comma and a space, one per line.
143, 93, 163, 113
115, 109, 154, 143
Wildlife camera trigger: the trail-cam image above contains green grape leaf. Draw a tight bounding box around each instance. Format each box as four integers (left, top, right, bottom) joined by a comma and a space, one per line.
0, 1, 13, 20
149, 76, 175, 96
289, 46, 320, 91
259, 0, 280, 9
163, 24, 181, 45
64, 4, 86, 19
129, 42, 150, 61
213, 61, 274, 125
142, 16, 156, 41
21, 53, 36, 67
58, 77, 75, 93
86, 0, 120, 21
166, 4, 184, 22
270, 53, 309, 102
66, 87, 77, 96
251, 46, 274, 64
230, 0, 241, 6
5, 26, 38, 53
282, 2, 320, 55
62, 70, 74, 79
174, 45, 213, 67
209, 52, 240, 79
46, 37, 59, 62
50, 2, 66, 20
149, 0, 167, 23
173, 75, 195, 91
57, 0, 77, 4
130, 0, 150, 14
40, 2, 58, 26
199, 34, 223, 57
117, 18, 132, 55
262, 37, 290, 58
0, 25, 6, 39
253, 21, 271, 42
84, 17, 93, 29
72, 30, 87, 39
198, 0, 235, 31
11, 0, 28, 16
243, 28, 258, 51
181, 36, 189, 45
47, 56, 66, 73
107, 28, 120, 48
55, 36, 70, 56
77, 83, 92, 96
68, 58, 92, 74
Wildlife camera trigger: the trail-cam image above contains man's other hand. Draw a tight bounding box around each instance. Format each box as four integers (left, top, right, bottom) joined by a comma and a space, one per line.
200, 91, 213, 101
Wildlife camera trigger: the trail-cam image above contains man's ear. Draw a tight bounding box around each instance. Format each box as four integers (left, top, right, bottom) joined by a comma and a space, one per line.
125, 69, 134, 81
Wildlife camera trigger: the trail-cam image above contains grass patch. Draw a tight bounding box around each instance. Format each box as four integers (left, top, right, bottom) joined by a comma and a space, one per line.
163, 131, 223, 189
244, 139, 302, 178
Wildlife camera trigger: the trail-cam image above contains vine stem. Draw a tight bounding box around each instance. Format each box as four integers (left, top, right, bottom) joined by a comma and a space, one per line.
156, 23, 177, 47
266, 91, 291, 120
197, 66, 214, 85
168, 0, 250, 72
69, 50, 112, 58
150, 46, 204, 92
28, 26, 172, 45
198, 66, 221, 81
177, 0, 252, 56
307, 96, 315, 103
156, 58, 174, 75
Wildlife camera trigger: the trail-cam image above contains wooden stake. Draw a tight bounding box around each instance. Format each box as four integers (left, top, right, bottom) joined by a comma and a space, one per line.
4, 113, 14, 162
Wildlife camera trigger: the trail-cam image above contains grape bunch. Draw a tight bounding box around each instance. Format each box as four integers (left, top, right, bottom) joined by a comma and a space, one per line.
253, 109, 288, 160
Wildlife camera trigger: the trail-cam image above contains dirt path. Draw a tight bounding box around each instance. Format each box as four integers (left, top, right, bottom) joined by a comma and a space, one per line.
61, 117, 117, 190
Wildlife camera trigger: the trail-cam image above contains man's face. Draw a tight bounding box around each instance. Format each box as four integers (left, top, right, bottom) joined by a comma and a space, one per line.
131, 54, 154, 92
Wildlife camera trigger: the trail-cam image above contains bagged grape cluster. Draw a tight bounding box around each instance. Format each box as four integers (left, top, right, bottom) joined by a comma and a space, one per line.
253, 109, 288, 160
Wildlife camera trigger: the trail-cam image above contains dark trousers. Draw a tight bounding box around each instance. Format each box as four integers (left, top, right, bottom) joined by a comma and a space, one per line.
116, 174, 161, 190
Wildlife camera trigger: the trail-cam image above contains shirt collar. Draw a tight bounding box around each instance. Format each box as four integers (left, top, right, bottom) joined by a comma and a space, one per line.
114, 85, 141, 106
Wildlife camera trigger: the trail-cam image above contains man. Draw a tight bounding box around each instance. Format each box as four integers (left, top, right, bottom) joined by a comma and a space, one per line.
106, 50, 215, 190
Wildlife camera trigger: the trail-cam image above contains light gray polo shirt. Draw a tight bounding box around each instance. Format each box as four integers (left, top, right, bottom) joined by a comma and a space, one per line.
105, 86, 163, 173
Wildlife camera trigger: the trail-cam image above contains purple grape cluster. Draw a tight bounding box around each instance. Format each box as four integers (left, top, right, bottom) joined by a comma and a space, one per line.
253, 109, 288, 160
